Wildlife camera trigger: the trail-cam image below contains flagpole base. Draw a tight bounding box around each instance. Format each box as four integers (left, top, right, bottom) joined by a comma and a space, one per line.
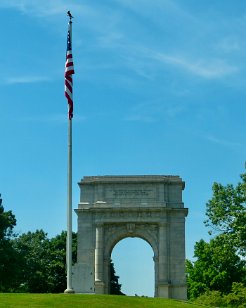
64, 288, 75, 294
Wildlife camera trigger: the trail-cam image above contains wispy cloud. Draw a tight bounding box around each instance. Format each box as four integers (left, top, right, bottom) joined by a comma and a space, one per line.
4, 76, 51, 85
124, 114, 155, 123
124, 99, 186, 123
96, 32, 240, 81
0, 0, 85, 17
1, 0, 242, 84
205, 135, 243, 148
0, 0, 113, 28
166, 104, 185, 117
94, 1, 241, 82
115, 0, 196, 25
215, 37, 241, 53
123, 100, 159, 123
111, 44, 239, 81
19, 114, 86, 124
151, 52, 238, 79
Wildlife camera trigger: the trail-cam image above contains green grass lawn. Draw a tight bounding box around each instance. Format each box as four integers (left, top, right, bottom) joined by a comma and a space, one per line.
0, 293, 207, 308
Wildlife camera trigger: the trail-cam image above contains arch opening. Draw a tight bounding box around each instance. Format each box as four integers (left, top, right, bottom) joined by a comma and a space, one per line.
111, 237, 155, 297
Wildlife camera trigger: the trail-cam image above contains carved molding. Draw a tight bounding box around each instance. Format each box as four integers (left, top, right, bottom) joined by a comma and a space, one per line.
103, 223, 159, 259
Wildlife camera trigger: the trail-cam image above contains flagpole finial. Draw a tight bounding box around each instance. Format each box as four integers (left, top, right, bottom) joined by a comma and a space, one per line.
67, 11, 73, 21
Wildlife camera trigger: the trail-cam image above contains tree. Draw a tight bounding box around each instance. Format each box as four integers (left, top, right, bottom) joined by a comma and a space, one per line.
12, 230, 77, 293
48, 231, 77, 293
193, 283, 246, 307
0, 194, 16, 240
186, 170, 246, 300
12, 229, 51, 292
0, 194, 20, 291
186, 235, 245, 300
205, 171, 246, 256
109, 259, 124, 295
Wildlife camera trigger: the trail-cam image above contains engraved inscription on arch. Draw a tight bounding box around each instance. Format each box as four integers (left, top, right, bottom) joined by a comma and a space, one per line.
105, 184, 158, 204
112, 188, 154, 198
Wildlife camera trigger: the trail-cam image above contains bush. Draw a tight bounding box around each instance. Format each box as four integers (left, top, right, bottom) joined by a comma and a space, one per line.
193, 283, 246, 307
193, 290, 225, 307
223, 282, 246, 308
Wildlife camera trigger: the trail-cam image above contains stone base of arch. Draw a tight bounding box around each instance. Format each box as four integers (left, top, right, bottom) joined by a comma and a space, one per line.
158, 282, 171, 298
72, 176, 188, 300
158, 283, 187, 299
95, 280, 105, 294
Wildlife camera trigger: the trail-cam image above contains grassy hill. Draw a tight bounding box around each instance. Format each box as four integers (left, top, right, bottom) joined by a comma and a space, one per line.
0, 293, 206, 308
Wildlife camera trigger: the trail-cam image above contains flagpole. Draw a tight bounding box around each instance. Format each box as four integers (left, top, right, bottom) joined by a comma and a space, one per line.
65, 117, 73, 293
64, 11, 74, 294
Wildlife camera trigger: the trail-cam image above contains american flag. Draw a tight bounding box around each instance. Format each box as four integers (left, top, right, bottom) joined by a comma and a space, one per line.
65, 21, 74, 120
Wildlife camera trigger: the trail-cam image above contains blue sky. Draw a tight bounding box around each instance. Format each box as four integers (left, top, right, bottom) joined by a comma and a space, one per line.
0, 0, 245, 297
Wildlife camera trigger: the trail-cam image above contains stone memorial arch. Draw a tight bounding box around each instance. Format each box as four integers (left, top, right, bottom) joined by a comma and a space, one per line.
72, 175, 188, 300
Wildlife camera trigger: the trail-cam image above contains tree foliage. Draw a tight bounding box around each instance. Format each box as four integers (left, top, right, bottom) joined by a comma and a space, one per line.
109, 259, 124, 295
187, 170, 246, 301
0, 195, 20, 291
223, 282, 246, 308
0, 194, 16, 240
48, 230, 77, 292
12, 230, 77, 293
193, 283, 246, 308
205, 172, 246, 256
13, 230, 52, 292
186, 235, 245, 299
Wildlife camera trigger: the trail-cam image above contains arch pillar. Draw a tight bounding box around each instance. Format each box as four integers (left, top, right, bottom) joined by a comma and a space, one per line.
158, 222, 170, 297
95, 223, 105, 293
153, 255, 158, 297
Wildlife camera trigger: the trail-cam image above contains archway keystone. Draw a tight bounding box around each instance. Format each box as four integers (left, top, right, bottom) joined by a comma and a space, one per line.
72, 175, 188, 300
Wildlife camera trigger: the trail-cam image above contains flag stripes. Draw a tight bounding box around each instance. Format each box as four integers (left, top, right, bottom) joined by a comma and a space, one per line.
65, 21, 74, 120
